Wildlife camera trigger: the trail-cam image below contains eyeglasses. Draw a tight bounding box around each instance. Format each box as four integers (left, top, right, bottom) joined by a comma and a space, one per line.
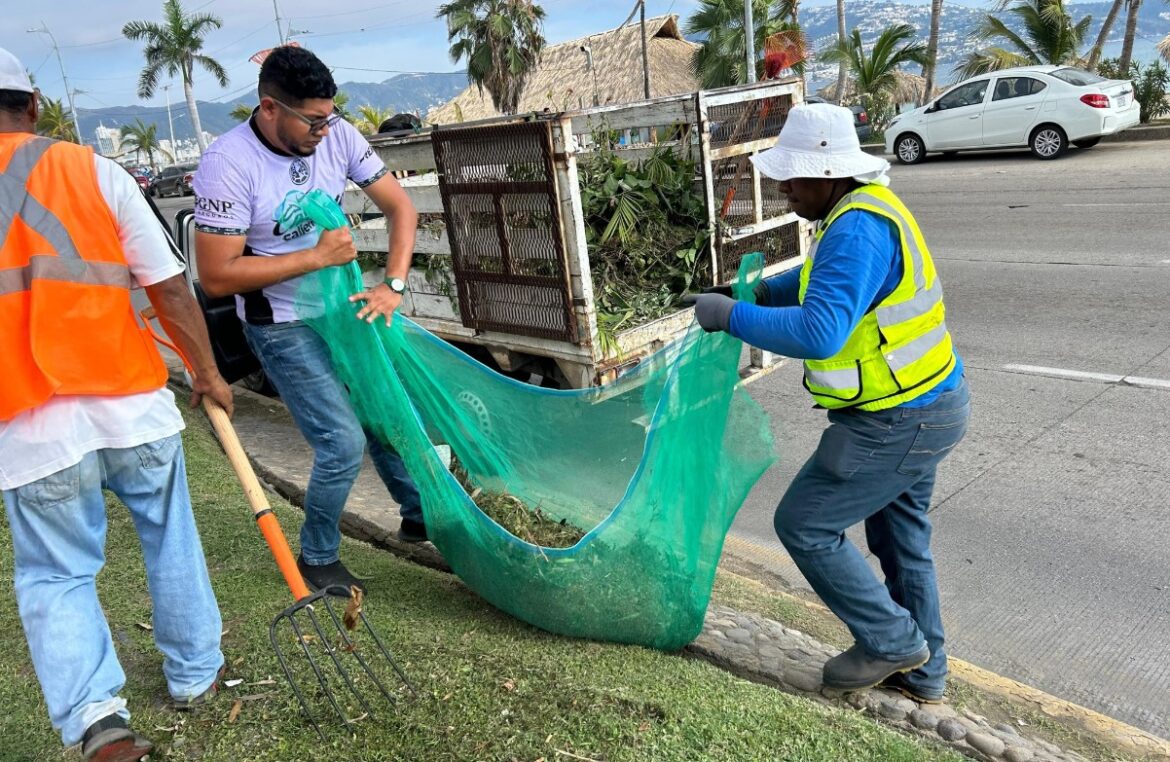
268, 96, 342, 134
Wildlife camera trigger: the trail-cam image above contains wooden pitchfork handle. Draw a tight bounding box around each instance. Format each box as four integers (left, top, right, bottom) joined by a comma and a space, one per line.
140, 306, 312, 602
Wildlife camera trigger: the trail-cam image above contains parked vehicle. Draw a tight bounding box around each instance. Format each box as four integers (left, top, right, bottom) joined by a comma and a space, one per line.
152, 162, 198, 197
126, 166, 151, 191
805, 96, 872, 142
885, 66, 1139, 164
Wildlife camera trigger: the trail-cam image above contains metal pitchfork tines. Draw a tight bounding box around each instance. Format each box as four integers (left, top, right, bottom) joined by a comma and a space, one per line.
203, 394, 416, 737
141, 308, 415, 736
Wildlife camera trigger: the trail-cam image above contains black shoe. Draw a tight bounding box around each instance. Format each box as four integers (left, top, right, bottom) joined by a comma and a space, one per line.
397, 518, 429, 543
296, 555, 369, 595
879, 671, 945, 704
81, 714, 154, 762
822, 643, 931, 692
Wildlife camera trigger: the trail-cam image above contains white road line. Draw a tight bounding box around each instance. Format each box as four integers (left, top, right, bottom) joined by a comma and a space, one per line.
1062, 202, 1170, 207
1003, 364, 1170, 390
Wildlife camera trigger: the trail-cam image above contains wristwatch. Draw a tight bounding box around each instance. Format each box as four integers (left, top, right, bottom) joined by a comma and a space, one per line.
384, 276, 406, 294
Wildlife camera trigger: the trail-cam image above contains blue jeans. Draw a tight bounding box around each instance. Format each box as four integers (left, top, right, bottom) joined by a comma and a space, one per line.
243, 320, 422, 565
2, 434, 223, 747
774, 377, 969, 694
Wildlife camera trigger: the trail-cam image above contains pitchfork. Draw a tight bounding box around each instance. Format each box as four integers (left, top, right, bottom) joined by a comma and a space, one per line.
141, 307, 415, 737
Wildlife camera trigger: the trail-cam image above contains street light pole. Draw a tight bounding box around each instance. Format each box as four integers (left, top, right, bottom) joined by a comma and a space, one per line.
27, 21, 83, 143
272, 0, 286, 45
744, 0, 757, 83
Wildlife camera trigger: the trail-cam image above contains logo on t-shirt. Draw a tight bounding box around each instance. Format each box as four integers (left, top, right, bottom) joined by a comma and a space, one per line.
289, 158, 310, 186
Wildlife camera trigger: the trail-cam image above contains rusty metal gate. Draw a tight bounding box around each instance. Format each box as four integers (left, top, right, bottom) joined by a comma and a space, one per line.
697, 81, 807, 284
431, 120, 578, 343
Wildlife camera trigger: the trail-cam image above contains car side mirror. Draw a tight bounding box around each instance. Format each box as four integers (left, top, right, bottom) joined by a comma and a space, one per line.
925, 103, 939, 114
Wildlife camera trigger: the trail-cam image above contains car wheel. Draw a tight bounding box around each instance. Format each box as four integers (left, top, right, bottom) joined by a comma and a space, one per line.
1030, 125, 1068, 160
894, 134, 926, 165
1073, 137, 1101, 149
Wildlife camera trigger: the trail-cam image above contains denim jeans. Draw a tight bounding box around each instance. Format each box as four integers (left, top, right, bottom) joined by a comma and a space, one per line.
2, 434, 224, 747
774, 377, 969, 695
243, 320, 422, 565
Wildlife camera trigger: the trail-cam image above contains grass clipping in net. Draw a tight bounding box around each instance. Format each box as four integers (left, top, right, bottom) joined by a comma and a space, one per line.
449, 454, 585, 549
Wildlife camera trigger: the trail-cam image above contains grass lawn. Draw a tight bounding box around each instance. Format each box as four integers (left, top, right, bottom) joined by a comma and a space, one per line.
0, 403, 962, 762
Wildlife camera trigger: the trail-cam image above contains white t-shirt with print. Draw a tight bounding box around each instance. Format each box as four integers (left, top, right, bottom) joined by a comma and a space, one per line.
0, 154, 185, 491
192, 117, 388, 324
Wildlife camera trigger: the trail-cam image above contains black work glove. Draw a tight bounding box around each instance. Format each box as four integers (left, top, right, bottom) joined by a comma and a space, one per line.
681, 292, 736, 333
702, 281, 771, 306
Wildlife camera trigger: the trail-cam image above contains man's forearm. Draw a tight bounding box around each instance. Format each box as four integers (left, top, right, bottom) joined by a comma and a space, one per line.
144, 274, 222, 380
385, 207, 417, 280
196, 234, 324, 298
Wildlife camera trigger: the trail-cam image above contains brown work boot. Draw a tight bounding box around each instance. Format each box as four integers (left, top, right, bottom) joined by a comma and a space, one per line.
81, 714, 153, 762
879, 671, 945, 704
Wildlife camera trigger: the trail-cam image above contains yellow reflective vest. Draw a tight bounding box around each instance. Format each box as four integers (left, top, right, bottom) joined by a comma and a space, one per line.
798, 184, 955, 411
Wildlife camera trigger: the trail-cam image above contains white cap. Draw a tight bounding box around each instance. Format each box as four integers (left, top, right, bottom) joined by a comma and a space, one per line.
750, 102, 890, 186
0, 48, 35, 94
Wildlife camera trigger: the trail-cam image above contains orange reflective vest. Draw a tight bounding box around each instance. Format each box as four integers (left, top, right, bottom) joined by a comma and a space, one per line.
0, 133, 167, 421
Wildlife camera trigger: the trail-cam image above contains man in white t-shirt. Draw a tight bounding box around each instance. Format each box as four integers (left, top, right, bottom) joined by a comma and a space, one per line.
193, 46, 425, 595
0, 48, 231, 761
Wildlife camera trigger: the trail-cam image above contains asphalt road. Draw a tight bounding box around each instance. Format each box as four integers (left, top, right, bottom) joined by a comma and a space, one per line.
729, 141, 1170, 739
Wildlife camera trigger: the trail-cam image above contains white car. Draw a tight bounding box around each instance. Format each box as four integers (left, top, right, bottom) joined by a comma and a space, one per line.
885, 65, 1140, 163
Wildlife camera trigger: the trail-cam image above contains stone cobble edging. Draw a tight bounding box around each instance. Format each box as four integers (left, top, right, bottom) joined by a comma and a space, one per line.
690, 607, 1088, 762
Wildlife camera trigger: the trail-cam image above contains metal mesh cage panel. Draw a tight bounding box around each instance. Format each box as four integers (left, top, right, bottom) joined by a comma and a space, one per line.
717, 221, 802, 284
432, 121, 577, 343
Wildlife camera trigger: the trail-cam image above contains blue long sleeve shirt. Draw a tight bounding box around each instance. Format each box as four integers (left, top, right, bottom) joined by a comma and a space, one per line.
728, 209, 962, 408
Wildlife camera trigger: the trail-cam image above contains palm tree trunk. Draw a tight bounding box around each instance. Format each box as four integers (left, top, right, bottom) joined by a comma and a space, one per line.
183, 73, 208, 154
922, 0, 943, 105
1118, 0, 1142, 73
1087, 0, 1125, 69
835, 0, 848, 104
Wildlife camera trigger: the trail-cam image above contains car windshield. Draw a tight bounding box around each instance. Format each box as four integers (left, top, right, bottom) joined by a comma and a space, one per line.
1050, 68, 1106, 86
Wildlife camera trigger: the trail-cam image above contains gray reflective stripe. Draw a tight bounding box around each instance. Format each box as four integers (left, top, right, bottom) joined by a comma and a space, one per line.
0, 137, 83, 260
847, 192, 926, 291
876, 278, 943, 328
0, 254, 131, 297
804, 365, 859, 389
885, 321, 949, 372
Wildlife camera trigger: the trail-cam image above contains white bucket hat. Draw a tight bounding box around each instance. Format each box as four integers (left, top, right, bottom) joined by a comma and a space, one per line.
750, 102, 890, 185
0, 48, 35, 94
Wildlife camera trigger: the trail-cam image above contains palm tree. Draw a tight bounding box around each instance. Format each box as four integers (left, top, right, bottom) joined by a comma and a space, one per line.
821, 25, 930, 126
120, 119, 172, 172
36, 96, 78, 142
229, 103, 254, 122
334, 91, 354, 123
123, 0, 228, 154
835, 0, 848, 103
956, 0, 1090, 78
1117, 0, 1143, 71
922, 0, 944, 104
1159, 31, 1170, 64
685, 0, 800, 89
354, 105, 394, 135
437, 0, 547, 115
1086, 0, 1125, 69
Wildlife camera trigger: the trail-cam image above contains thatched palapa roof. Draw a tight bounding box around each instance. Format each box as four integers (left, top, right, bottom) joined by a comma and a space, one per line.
427, 15, 700, 124
818, 71, 929, 105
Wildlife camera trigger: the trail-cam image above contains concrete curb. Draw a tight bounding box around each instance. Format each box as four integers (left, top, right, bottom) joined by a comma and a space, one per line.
171, 367, 1170, 760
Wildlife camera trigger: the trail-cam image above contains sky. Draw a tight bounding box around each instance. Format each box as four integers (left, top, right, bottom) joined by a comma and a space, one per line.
4, 0, 937, 110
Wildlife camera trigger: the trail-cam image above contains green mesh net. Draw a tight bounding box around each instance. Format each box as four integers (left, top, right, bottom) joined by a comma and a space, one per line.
294, 193, 775, 650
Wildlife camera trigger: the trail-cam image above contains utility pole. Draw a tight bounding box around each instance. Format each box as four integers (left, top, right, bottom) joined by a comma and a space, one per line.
163, 84, 177, 160
744, 0, 757, 83
27, 21, 83, 144
272, 0, 286, 45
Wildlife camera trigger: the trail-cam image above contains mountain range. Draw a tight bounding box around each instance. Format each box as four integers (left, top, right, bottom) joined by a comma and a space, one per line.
77, 1, 1169, 145
78, 71, 468, 145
